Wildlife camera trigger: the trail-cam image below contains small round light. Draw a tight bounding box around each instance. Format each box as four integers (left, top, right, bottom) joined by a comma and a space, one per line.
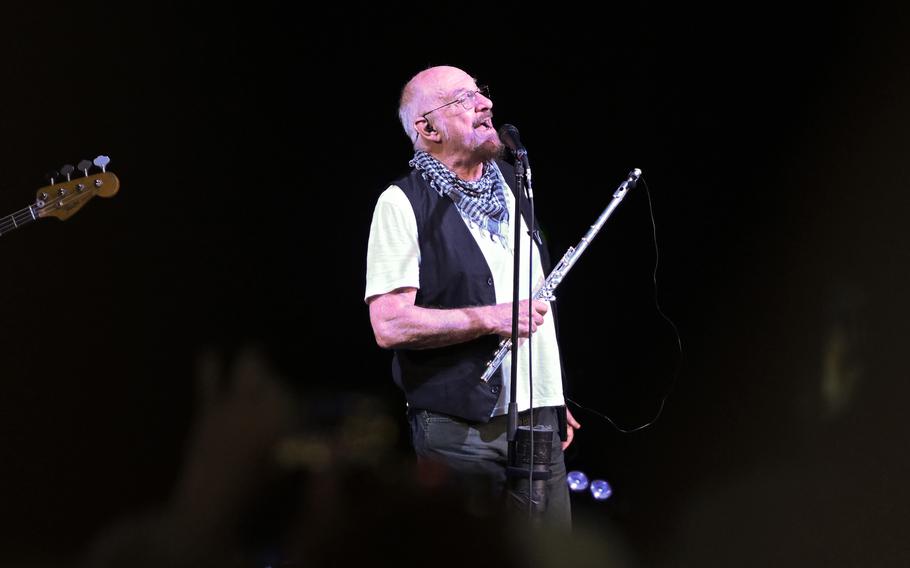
590, 479, 613, 501
567, 470, 589, 492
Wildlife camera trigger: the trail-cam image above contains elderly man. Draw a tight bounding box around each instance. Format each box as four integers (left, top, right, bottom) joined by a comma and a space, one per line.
365, 65, 580, 527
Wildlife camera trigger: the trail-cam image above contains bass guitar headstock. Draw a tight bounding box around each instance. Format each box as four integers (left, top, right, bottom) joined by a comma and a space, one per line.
35, 155, 120, 221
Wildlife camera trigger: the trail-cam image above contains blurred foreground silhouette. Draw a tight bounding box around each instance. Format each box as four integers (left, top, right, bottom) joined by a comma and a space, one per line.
81, 347, 629, 568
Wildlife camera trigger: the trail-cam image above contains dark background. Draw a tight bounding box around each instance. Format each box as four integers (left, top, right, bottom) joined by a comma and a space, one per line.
2, 2, 909, 566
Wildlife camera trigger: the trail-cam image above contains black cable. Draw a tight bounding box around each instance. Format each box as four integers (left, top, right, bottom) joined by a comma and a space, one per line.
566, 176, 682, 434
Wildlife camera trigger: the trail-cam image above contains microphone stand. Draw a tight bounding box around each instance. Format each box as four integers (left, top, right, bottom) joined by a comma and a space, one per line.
506, 153, 525, 448
505, 150, 553, 523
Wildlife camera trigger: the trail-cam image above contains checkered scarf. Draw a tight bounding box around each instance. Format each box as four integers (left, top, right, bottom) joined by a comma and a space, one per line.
409, 151, 510, 247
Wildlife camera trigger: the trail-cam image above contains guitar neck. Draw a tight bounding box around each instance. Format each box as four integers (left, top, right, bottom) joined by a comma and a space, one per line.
0, 205, 38, 237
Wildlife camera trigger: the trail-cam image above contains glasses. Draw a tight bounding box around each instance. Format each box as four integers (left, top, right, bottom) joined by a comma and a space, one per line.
421, 85, 490, 118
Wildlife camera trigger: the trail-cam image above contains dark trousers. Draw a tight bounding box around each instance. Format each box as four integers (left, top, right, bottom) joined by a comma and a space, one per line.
408, 406, 571, 529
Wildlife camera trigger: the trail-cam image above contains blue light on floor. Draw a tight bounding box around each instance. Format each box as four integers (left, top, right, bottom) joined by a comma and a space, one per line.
590, 479, 613, 501
567, 470, 590, 491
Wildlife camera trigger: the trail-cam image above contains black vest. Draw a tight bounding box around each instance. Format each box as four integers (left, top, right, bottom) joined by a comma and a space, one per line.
391, 160, 554, 422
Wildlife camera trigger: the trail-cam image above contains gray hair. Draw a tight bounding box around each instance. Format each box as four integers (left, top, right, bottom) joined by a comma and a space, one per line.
398, 76, 444, 150
398, 82, 423, 149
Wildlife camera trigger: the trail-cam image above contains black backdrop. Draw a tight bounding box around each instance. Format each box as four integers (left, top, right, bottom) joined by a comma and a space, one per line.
2, 2, 909, 566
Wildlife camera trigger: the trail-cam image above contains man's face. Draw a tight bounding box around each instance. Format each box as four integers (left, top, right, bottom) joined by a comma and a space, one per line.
424, 69, 502, 161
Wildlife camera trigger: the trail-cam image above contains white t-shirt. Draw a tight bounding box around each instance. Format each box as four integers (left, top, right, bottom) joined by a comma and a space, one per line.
365, 179, 564, 416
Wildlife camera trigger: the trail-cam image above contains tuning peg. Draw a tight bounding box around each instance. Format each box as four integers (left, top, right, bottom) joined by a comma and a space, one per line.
45, 170, 59, 185
59, 164, 75, 181
93, 155, 110, 172
77, 159, 93, 176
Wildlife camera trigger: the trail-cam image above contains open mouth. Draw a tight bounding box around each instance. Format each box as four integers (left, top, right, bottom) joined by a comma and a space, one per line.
475, 117, 494, 130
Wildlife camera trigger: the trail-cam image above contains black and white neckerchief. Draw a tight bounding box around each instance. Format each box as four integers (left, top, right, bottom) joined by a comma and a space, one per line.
409, 150, 510, 248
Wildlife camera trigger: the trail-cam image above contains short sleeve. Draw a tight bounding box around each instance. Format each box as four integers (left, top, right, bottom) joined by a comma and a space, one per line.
364, 185, 420, 302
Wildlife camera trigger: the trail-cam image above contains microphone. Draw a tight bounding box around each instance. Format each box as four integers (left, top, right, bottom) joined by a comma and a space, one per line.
498, 123, 528, 161
498, 123, 532, 195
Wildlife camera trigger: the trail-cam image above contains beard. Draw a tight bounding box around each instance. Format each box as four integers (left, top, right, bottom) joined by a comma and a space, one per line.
472, 137, 505, 163
435, 118, 504, 167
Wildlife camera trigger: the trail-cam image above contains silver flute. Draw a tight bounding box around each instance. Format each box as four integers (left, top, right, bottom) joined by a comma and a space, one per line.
480, 168, 642, 383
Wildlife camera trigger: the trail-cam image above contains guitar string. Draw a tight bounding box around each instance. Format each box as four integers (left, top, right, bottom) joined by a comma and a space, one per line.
0, 193, 93, 233
0, 208, 37, 233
